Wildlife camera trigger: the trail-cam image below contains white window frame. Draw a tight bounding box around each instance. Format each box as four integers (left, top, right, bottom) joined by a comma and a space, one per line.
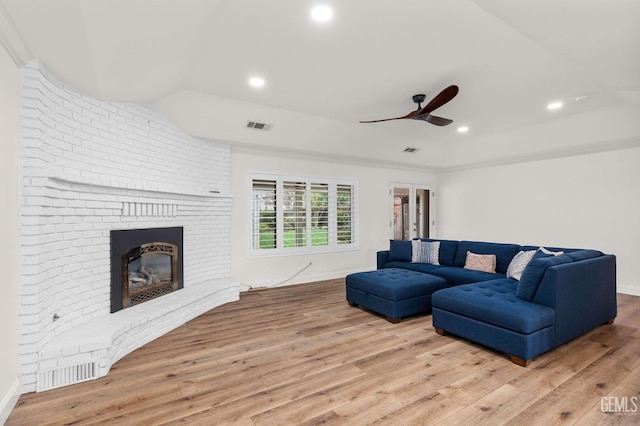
250, 173, 358, 257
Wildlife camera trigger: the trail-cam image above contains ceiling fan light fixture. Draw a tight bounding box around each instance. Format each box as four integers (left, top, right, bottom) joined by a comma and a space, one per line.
457, 125, 469, 133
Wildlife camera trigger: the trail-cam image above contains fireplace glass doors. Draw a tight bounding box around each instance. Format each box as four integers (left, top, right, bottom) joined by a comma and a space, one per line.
110, 227, 183, 313
122, 242, 179, 308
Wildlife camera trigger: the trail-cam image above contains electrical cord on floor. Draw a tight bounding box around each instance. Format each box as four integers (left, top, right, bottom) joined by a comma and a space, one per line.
247, 260, 313, 291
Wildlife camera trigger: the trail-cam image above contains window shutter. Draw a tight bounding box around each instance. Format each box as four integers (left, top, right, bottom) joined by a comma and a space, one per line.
252, 179, 276, 250
283, 181, 307, 248
310, 183, 329, 246
337, 184, 353, 244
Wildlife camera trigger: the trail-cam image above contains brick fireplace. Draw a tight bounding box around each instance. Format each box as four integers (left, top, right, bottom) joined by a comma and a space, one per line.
18, 60, 239, 392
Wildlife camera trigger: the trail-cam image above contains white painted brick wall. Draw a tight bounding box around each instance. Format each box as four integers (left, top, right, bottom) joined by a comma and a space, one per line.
19, 60, 238, 393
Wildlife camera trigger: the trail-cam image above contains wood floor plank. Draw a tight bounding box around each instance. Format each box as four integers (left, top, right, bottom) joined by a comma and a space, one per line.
6, 281, 640, 425
576, 363, 640, 425
506, 334, 640, 424
370, 391, 465, 425
136, 364, 365, 425
437, 358, 527, 406
445, 383, 538, 425
507, 336, 614, 398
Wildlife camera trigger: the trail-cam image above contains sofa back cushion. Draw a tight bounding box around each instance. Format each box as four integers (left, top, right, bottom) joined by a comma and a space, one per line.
565, 249, 603, 262
419, 238, 458, 266
388, 239, 412, 262
517, 251, 573, 300
453, 241, 521, 274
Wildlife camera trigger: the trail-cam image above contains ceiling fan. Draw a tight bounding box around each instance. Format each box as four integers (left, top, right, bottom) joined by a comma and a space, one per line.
359, 85, 459, 126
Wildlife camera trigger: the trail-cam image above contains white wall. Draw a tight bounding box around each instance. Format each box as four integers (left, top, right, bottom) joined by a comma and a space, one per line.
230, 149, 436, 289
0, 44, 21, 422
436, 147, 640, 295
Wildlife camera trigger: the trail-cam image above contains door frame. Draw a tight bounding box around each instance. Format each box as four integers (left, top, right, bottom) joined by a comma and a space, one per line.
389, 183, 436, 240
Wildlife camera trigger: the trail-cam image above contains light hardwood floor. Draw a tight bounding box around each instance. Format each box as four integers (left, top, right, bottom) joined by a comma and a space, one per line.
7, 278, 640, 425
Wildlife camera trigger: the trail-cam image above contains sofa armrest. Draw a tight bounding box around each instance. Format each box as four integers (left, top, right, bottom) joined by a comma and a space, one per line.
532, 255, 616, 345
377, 250, 390, 269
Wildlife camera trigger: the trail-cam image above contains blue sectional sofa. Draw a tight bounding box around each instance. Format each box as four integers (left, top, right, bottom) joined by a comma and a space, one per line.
362, 238, 617, 366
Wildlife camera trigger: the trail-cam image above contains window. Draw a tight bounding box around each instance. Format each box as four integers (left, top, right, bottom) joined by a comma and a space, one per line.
251, 175, 357, 255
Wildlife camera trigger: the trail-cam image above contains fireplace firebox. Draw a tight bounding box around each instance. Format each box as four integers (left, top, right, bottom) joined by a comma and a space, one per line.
110, 227, 184, 313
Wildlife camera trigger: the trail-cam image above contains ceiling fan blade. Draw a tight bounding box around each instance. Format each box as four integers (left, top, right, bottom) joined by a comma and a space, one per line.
359, 109, 419, 123
420, 114, 453, 126
418, 85, 459, 115
359, 117, 403, 123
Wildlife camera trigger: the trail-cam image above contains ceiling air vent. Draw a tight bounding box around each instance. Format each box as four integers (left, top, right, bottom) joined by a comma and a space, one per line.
246, 121, 273, 131
403, 147, 418, 153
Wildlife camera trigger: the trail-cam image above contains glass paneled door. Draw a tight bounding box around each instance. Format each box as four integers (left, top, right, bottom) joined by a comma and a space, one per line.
390, 184, 432, 240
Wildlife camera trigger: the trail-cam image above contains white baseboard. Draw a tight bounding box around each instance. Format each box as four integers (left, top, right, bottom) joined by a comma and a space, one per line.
243, 266, 373, 291
617, 285, 640, 297
0, 378, 21, 425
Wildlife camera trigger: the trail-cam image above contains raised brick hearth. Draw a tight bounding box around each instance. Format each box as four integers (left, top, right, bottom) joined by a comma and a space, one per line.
19, 61, 239, 392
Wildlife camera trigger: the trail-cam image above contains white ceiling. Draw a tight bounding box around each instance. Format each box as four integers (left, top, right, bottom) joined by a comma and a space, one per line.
2, 0, 640, 170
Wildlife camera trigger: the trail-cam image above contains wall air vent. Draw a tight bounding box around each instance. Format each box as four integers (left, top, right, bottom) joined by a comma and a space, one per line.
37, 362, 97, 391
403, 147, 418, 153
246, 121, 273, 131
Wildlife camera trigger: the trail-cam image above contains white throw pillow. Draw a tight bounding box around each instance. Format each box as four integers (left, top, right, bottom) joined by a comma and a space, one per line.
506, 250, 537, 280
411, 240, 440, 264
540, 246, 564, 256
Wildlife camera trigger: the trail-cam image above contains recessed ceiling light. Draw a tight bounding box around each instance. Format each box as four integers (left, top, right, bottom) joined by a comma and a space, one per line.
547, 101, 563, 110
311, 5, 333, 22
457, 126, 469, 133
249, 77, 265, 88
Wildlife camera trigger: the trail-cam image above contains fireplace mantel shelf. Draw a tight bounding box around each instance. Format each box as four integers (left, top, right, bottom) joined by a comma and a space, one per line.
46, 172, 232, 199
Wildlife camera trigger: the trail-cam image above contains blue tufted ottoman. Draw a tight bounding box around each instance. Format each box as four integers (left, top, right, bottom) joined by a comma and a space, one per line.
346, 268, 448, 323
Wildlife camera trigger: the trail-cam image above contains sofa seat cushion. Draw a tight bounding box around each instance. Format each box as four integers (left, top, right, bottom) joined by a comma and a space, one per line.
432, 279, 555, 334
429, 266, 504, 286
384, 261, 442, 274
346, 268, 447, 301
